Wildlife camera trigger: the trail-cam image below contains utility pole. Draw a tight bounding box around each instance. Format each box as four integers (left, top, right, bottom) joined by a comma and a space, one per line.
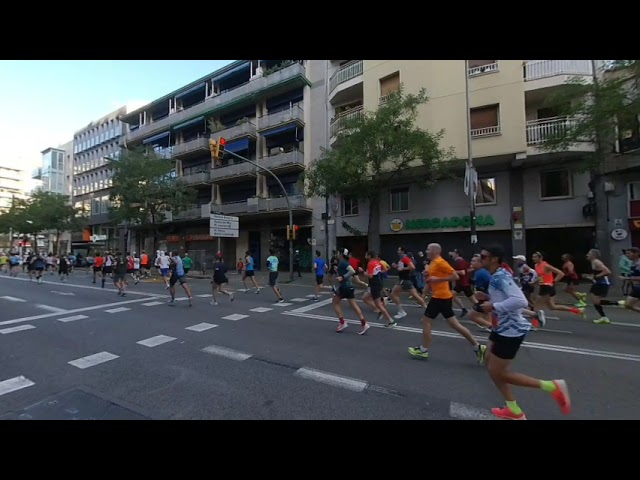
224, 149, 295, 282
464, 60, 478, 245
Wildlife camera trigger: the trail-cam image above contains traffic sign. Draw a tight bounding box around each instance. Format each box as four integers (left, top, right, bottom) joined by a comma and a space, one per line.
210, 214, 239, 238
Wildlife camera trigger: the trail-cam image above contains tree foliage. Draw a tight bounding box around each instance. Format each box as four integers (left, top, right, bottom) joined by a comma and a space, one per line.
109, 146, 197, 236
539, 60, 640, 169
0, 191, 84, 252
304, 85, 455, 251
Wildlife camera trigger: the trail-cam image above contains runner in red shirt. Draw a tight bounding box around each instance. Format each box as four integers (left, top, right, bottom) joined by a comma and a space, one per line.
361, 251, 396, 327
449, 249, 476, 318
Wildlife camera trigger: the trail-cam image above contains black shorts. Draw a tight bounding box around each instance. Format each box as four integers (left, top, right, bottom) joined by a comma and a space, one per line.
590, 283, 609, 297
93, 266, 101, 272
268, 272, 278, 287
454, 285, 474, 297
397, 279, 414, 291
424, 297, 455, 320
102, 266, 113, 275
562, 277, 580, 286
315, 275, 324, 285
489, 331, 525, 360
336, 285, 355, 299
113, 273, 126, 283
538, 285, 556, 297
245, 270, 255, 277
369, 283, 383, 300
212, 276, 228, 285
126, 269, 134, 274
521, 284, 534, 295
171, 273, 187, 286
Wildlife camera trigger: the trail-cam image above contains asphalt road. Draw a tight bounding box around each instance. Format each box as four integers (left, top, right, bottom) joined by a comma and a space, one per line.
0, 270, 638, 420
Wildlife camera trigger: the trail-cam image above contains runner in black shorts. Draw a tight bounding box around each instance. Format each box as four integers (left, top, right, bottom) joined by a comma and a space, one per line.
210, 254, 233, 305
361, 250, 395, 327
333, 249, 369, 335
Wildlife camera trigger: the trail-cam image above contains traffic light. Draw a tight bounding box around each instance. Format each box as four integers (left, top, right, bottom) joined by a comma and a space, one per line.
209, 137, 227, 161
217, 137, 226, 158
286, 225, 291, 240
209, 139, 218, 161
292, 224, 299, 240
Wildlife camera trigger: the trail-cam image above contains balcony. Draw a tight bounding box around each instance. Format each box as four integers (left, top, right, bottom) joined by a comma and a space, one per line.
125, 62, 309, 144
180, 170, 212, 186
165, 204, 210, 222
330, 106, 364, 143
329, 60, 364, 105
526, 116, 595, 155
213, 120, 257, 142
524, 60, 593, 92
31, 168, 42, 180
210, 160, 257, 184
470, 125, 501, 138
172, 136, 210, 160
258, 104, 305, 133
260, 149, 305, 172
256, 194, 310, 212
217, 200, 250, 215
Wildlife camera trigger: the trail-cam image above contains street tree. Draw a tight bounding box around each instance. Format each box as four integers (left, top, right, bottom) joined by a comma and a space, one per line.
109, 146, 197, 251
304, 86, 455, 253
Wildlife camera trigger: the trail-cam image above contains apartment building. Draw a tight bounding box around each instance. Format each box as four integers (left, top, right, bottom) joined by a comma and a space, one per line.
70, 107, 128, 254
0, 164, 27, 212
33, 145, 71, 195
327, 60, 601, 269
119, 60, 328, 270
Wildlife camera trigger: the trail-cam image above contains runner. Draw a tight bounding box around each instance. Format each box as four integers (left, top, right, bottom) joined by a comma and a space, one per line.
241, 250, 260, 294
361, 250, 395, 327
619, 247, 640, 313
584, 249, 612, 324
168, 252, 193, 306
182, 253, 193, 275
532, 251, 584, 325
390, 246, 427, 319
93, 252, 104, 284
31, 253, 46, 283
132, 254, 141, 284
58, 255, 70, 282
477, 244, 571, 420
155, 251, 170, 289
312, 250, 327, 301
408, 243, 486, 363
266, 249, 285, 303
467, 254, 492, 330
561, 254, 585, 307
113, 251, 128, 296
449, 249, 476, 317
101, 252, 114, 288
333, 249, 369, 334
140, 251, 150, 278
210, 254, 233, 305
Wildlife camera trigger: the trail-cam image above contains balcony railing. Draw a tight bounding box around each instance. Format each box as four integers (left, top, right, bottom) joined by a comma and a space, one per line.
212, 120, 257, 141
329, 60, 363, 93
526, 116, 578, 146
218, 200, 250, 215
470, 125, 501, 138
180, 170, 211, 185
125, 62, 308, 143
330, 105, 364, 137
210, 159, 257, 182
257, 194, 309, 212
172, 136, 210, 158
468, 62, 499, 76
524, 60, 593, 82
260, 149, 305, 171
259, 104, 304, 131
170, 204, 209, 221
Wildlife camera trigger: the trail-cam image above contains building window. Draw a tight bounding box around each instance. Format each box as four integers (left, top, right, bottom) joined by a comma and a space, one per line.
617, 112, 640, 153
468, 60, 499, 76
540, 169, 572, 199
390, 187, 409, 212
342, 196, 359, 216
379, 72, 400, 104
476, 178, 497, 205
470, 104, 501, 137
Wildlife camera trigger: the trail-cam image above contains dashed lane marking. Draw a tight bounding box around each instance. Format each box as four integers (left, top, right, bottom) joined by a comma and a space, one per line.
0, 376, 35, 396
0, 325, 36, 335
68, 351, 119, 369
57, 315, 89, 323
137, 335, 177, 347
185, 323, 218, 332
222, 314, 249, 321
202, 345, 252, 361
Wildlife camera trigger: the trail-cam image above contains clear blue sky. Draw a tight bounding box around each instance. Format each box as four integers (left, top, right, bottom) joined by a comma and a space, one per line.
0, 60, 235, 173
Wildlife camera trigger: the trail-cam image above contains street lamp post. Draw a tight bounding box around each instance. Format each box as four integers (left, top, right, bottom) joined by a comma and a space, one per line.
464, 60, 478, 246
223, 149, 295, 282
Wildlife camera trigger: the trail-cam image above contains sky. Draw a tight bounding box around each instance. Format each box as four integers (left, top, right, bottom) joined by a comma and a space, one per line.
0, 60, 235, 186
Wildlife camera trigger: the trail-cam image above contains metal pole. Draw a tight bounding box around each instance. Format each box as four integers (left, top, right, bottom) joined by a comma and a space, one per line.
464, 60, 478, 246
324, 195, 329, 261
225, 150, 295, 281
8, 227, 12, 251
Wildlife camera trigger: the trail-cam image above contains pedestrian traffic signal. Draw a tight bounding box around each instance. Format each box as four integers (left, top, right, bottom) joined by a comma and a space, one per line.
209, 137, 226, 161
293, 224, 299, 240
217, 137, 226, 158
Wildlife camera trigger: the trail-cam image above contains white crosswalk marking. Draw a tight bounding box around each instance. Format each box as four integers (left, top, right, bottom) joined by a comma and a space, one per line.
222, 314, 248, 321
185, 323, 217, 332
142, 301, 163, 307
290, 298, 309, 302
0, 325, 36, 335
1, 296, 26, 302
137, 335, 177, 347
449, 402, 496, 420
273, 302, 293, 307
202, 345, 252, 361
105, 307, 131, 313
69, 352, 119, 369
57, 315, 89, 323
250, 307, 273, 313
0, 376, 35, 396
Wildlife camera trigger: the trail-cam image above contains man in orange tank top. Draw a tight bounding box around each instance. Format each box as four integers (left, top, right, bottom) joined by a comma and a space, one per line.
532, 252, 585, 326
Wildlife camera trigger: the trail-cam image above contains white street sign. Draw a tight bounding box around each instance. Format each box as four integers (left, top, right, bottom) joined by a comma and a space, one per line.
210, 227, 239, 238
210, 214, 239, 222
211, 219, 239, 229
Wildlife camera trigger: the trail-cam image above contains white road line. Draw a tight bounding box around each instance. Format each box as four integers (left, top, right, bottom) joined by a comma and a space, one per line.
250, 307, 273, 313
202, 345, 252, 361
57, 315, 89, 323
137, 335, 177, 347
185, 323, 217, 332
68, 351, 119, 369
104, 307, 131, 313
274, 302, 293, 307
611, 321, 640, 328
449, 402, 495, 420
0, 297, 153, 327
288, 297, 332, 313
306, 294, 317, 298
142, 301, 164, 307
222, 314, 249, 321
0, 275, 164, 298
196, 294, 213, 298
0, 325, 36, 335
35, 305, 67, 313
283, 311, 640, 363
1, 296, 26, 302
290, 298, 309, 302
294, 367, 368, 392
0, 376, 35, 396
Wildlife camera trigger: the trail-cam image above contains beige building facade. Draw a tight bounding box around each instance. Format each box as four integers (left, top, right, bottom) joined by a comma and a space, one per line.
326, 60, 599, 270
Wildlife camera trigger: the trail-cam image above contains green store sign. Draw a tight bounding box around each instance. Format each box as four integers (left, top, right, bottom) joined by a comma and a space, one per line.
405, 215, 495, 230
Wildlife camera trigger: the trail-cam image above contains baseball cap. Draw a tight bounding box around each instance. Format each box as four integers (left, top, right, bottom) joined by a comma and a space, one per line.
512, 255, 526, 261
